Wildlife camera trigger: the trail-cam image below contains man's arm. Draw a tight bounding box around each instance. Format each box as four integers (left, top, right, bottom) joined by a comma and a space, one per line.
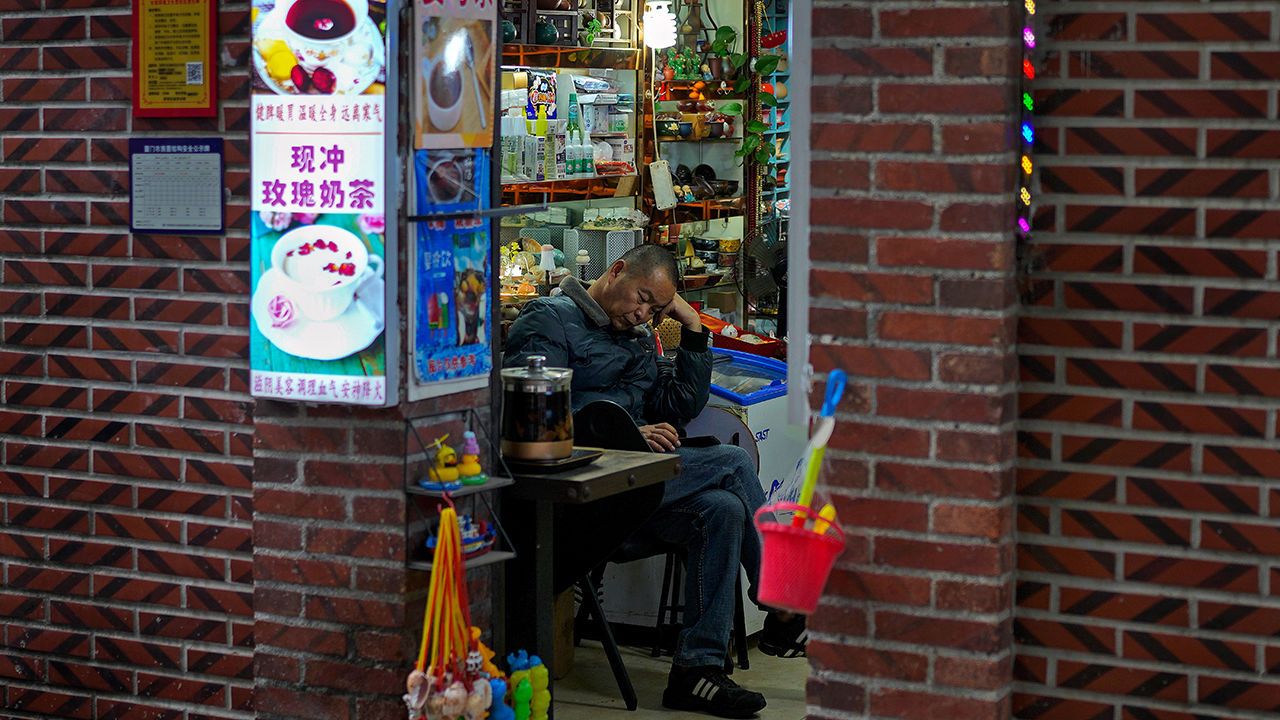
502, 300, 570, 369
646, 294, 712, 424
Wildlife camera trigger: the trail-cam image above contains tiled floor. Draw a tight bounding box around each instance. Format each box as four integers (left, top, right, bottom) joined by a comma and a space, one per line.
554, 641, 809, 719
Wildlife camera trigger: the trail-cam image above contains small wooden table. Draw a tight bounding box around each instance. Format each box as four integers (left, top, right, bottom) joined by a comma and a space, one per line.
508, 448, 679, 503
504, 449, 679, 711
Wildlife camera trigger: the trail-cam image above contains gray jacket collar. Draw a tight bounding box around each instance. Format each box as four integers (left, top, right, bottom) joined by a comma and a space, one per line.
558, 276, 649, 337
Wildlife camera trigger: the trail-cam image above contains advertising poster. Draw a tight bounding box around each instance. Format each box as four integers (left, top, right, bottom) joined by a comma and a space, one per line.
411, 149, 493, 391
249, 0, 395, 406
413, 0, 496, 149
132, 0, 217, 117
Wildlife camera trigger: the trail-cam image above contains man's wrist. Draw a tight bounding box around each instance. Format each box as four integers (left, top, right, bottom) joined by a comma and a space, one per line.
679, 324, 710, 351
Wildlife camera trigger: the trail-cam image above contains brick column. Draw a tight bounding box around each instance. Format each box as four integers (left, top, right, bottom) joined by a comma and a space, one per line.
252, 403, 412, 720
807, 2, 1021, 717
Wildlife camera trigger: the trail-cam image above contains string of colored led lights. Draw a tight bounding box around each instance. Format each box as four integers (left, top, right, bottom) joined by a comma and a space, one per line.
1018, 0, 1036, 237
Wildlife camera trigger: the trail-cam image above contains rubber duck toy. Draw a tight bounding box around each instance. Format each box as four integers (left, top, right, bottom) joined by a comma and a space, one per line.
459, 431, 488, 486
420, 435, 462, 491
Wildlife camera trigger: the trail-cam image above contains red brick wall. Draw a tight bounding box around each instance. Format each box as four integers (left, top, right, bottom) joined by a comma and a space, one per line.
0, 0, 467, 717
0, 0, 258, 716
1015, 2, 1280, 717
806, 1, 1022, 717
252, 403, 413, 720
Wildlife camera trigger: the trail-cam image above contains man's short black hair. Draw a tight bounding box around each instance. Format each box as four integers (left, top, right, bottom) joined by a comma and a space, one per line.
618, 243, 679, 286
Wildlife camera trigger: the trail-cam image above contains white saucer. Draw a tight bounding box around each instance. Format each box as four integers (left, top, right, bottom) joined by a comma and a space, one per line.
252, 268, 384, 361
252, 8, 385, 96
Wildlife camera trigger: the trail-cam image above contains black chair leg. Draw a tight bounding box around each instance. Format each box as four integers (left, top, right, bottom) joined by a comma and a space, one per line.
653, 553, 675, 657
733, 579, 749, 670
667, 558, 683, 656
573, 565, 604, 647
580, 574, 637, 711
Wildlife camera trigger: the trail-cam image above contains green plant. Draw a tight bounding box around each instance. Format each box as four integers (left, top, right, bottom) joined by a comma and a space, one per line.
580, 15, 602, 46
709, 26, 781, 165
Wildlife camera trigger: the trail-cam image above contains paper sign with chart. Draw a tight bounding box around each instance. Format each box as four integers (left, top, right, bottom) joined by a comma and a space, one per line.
129, 138, 224, 233
414, 0, 496, 149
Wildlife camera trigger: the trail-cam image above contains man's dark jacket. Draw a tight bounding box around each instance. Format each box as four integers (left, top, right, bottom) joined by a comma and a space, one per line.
503, 277, 713, 427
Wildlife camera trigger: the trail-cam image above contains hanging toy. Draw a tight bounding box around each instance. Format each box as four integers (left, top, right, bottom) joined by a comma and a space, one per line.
425, 687, 445, 718
471, 627, 503, 678
442, 680, 468, 717
753, 372, 849, 615
405, 669, 430, 715
404, 502, 481, 720
465, 678, 492, 720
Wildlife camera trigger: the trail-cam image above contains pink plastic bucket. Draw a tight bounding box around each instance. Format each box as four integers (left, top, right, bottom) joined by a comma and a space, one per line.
753, 502, 845, 614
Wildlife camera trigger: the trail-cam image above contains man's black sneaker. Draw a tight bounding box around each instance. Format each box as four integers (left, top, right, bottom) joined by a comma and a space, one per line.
663, 664, 767, 719
759, 612, 807, 658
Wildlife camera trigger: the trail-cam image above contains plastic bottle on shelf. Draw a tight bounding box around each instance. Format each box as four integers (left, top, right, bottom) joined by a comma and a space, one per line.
577, 126, 594, 178
565, 93, 582, 177
522, 112, 539, 182
503, 109, 527, 183
534, 105, 552, 181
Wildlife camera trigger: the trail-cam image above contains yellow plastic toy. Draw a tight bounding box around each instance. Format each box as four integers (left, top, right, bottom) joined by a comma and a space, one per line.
458, 431, 488, 486
471, 626, 503, 679
428, 435, 461, 484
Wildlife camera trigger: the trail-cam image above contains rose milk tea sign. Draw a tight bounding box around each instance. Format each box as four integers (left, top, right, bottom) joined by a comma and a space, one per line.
250, 0, 398, 405
414, 0, 496, 149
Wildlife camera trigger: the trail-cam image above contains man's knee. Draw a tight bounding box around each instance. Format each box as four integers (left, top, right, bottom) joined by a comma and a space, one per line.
720, 443, 754, 473
698, 489, 746, 531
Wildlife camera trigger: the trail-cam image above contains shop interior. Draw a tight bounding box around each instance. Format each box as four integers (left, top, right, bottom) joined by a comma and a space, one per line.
487, 0, 806, 715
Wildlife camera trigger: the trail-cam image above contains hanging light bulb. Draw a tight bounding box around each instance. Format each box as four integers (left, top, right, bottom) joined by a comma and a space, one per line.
643, 0, 677, 49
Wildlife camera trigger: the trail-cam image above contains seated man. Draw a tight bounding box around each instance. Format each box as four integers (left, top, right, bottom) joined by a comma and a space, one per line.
504, 245, 805, 719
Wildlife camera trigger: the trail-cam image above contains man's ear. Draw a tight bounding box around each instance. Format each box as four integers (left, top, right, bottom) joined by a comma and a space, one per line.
608, 260, 626, 279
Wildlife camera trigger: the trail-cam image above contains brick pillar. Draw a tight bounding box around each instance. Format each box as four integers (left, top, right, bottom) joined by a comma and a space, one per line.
807, 2, 1021, 717
252, 403, 412, 720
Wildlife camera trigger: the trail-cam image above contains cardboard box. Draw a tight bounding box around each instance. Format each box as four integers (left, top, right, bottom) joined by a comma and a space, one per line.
706, 290, 738, 314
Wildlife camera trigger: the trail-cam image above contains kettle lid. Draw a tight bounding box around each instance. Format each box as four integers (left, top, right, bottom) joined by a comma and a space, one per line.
501, 354, 572, 389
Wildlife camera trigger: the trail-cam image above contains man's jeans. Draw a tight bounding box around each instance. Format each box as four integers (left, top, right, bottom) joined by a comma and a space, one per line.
618, 443, 767, 668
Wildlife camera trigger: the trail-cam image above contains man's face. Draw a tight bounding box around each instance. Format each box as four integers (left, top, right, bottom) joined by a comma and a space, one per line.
599, 263, 675, 330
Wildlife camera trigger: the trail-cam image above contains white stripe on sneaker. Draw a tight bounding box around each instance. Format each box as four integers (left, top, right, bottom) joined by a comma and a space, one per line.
692, 678, 709, 699
705, 684, 720, 701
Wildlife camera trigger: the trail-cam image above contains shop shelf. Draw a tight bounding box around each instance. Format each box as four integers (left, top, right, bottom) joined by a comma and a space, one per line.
502, 44, 642, 70
683, 278, 741, 293
502, 174, 640, 207
406, 475, 515, 499
502, 173, 637, 189
408, 550, 517, 573
657, 137, 743, 143
679, 196, 743, 208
